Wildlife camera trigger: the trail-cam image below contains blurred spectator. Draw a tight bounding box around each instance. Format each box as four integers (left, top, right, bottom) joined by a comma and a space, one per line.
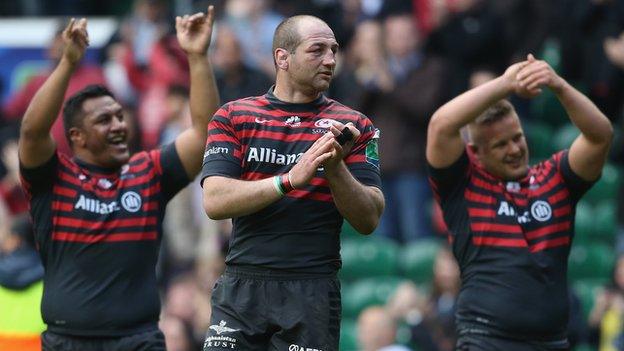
0, 140, 28, 216
562, 0, 624, 120
426, 0, 506, 96
356, 13, 449, 242
488, 0, 551, 64
163, 272, 213, 348
159, 314, 194, 351
121, 0, 170, 66
119, 0, 190, 149
385, 247, 459, 351
212, 24, 273, 103
2, 25, 106, 156
424, 246, 459, 351
223, 0, 284, 77
0, 214, 44, 351
358, 305, 413, 351
589, 254, 624, 351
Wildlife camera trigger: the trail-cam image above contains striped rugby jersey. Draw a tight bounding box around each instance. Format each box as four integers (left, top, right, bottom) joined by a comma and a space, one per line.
201, 88, 381, 274
20, 143, 189, 336
428, 150, 594, 342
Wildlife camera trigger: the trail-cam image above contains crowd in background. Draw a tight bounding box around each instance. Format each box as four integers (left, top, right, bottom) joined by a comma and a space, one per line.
2, 0, 624, 350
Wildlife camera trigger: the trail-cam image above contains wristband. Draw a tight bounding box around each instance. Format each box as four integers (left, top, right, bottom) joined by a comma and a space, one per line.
281, 173, 296, 192
273, 175, 285, 196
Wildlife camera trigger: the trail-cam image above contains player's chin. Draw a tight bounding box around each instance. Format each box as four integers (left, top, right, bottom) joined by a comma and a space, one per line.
110, 150, 130, 167
506, 164, 529, 180
314, 77, 332, 90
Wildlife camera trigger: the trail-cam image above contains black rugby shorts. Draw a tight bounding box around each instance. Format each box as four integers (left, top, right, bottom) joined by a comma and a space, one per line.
203, 266, 341, 351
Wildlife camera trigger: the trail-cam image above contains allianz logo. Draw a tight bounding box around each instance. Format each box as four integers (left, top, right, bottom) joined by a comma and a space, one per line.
74, 191, 142, 214
75, 194, 120, 214
247, 147, 302, 166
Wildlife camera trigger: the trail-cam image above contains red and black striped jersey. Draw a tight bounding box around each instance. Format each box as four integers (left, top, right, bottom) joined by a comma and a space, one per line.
20, 143, 189, 336
201, 88, 381, 274
428, 150, 594, 342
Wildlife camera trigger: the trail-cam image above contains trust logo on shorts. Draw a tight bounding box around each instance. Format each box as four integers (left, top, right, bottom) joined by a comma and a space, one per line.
209, 320, 239, 335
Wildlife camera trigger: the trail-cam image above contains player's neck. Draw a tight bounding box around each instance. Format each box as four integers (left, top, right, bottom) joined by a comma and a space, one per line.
273, 80, 320, 104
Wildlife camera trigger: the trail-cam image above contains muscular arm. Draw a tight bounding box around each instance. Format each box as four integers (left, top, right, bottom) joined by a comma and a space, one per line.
426, 71, 523, 169
202, 132, 335, 220
325, 162, 384, 235
175, 8, 219, 178
516, 57, 613, 181
555, 82, 613, 181
19, 19, 88, 168
202, 176, 283, 219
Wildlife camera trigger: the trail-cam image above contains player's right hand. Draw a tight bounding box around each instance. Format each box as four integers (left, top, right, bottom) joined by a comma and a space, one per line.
288, 132, 335, 189
62, 18, 89, 65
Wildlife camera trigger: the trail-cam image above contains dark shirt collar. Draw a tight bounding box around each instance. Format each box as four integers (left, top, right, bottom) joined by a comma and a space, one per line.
73, 157, 120, 176
265, 85, 327, 112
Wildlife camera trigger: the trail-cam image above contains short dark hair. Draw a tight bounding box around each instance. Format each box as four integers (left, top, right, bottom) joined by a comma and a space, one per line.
62, 85, 115, 144
467, 100, 517, 144
272, 15, 326, 65
473, 99, 515, 126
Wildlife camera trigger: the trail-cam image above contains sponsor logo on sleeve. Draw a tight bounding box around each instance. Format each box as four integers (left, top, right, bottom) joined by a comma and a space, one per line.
204, 146, 230, 161
365, 128, 380, 169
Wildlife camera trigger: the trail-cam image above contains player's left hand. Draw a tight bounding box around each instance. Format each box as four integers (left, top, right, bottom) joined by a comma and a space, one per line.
324, 121, 360, 170
176, 5, 215, 56
516, 54, 565, 95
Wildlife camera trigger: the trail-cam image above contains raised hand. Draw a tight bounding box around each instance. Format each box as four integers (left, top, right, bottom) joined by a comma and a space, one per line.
516, 54, 565, 95
61, 18, 89, 65
288, 132, 335, 188
176, 5, 215, 56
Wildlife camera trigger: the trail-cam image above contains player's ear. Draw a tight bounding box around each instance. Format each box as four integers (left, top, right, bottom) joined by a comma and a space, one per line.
275, 48, 289, 70
69, 127, 86, 148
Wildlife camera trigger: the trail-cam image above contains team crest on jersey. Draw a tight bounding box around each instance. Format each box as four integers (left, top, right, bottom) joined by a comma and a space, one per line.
530, 200, 552, 222
121, 191, 142, 212
285, 116, 301, 127
314, 118, 336, 129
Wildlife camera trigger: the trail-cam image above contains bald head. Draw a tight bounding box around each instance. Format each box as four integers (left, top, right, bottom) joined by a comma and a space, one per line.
272, 15, 330, 57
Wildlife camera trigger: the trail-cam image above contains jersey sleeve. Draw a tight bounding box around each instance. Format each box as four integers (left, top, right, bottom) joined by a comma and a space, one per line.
200, 104, 242, 185
151, 142, 190, 202
427, 150, 470, 201
19, 152, 59, 196
344, 117, 381, 188
555, 150, 595, 203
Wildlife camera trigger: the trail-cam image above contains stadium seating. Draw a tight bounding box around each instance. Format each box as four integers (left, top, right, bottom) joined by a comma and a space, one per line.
584, 163, 621, 205
341, 276, 403, 319
553, 123, 579, 152
568, 243, 615, 282
574, 201, 594, 244
339, 318, 358, 351
340, 238, 399, 281
573, 279, 607, 321
399, 239, 442, 284
524, 121, 555, 160
593, 200, 617, 244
